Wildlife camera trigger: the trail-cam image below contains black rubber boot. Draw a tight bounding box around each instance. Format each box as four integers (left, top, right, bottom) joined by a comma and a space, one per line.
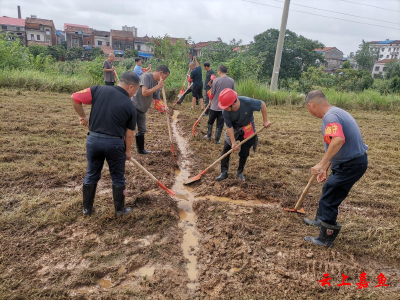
215, 127, 223, 144
237, 156, 247, 181
83, 184, 97, 215
113, 185, 131, 216
205, 124, 212, 140
304, 221, 342, 248
215, 171, 228, 181
136, 135, 151, 154
303, 209, 322, 227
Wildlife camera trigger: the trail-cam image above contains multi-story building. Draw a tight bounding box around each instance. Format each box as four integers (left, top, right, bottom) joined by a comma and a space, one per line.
93, 30, 110, 47
371, 58, 399, 78
55, 30, 66, 45
25, 16, 56, 46
0, 16, 26, 43
134, 35, 154, 59
191, 41, 218, 57
110, 29, 134, 54
122, 25, 137, 37
369, 40, 400, 61
64, 24, 93, 48
313, 47, 344, 72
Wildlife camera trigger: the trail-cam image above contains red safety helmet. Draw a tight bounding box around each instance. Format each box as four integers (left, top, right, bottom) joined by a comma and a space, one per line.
210, 74, 217, 81
218, 88, 238, 109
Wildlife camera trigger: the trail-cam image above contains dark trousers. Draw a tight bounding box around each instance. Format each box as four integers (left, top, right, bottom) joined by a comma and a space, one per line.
208, 110, 224, 129
177, 87, 192, 104
105, 81, 115, 86
84, 135, 126, 186
221, 135, 255, 173
204, 91, 211, 114
136, 109, 147, 137
319, 154, 368, 225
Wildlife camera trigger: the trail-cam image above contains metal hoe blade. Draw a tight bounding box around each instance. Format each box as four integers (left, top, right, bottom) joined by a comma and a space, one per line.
282, 207, 306, 214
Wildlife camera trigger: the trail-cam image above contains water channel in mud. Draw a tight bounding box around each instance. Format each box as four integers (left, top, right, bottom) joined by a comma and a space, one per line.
171, 110, 200, 290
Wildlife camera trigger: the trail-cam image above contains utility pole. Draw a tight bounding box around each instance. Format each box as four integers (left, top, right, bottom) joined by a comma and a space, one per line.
270, 0, 291, 91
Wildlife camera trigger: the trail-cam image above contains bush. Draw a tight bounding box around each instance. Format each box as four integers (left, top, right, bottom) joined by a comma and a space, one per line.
66, 47, 84, 61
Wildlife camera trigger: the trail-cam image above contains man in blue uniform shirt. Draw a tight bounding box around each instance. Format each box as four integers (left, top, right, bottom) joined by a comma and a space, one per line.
216, 88, 271, 181
303, 90, 368, 247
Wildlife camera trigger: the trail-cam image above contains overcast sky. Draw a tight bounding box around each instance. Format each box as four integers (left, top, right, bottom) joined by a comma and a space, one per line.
1, 0, 399, 56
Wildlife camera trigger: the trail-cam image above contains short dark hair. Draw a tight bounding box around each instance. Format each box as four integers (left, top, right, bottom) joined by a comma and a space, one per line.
218, 64, 228, 73
119, 71, 140, 86
203, 62, 210, 68
135, 57, 142, 63
305, 90, 327, 104
156, 65, 170, 74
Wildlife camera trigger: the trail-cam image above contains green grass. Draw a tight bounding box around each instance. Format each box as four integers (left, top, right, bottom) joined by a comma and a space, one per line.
0, 68, 96, 93
236, 78, 400, 111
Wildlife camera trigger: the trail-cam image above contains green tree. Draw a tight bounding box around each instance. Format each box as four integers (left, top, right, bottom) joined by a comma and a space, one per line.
250, 29, 324, 81
28, 44, 47, 57
342, 60, 351, 69
66, 47, 84, 61
89, 47, 104, 59
0, 32, 29, 69
46, 45, 66, 60
355, 40, 378, 71
123, 48, 138, 58
384, 60, 400, 79
200, 38, 242, 63
349, 52, 355, 58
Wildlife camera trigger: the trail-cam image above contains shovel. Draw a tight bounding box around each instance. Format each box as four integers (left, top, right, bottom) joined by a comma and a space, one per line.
192, 102, 211, 136
177, 69, 191, 99
114, 69, 119, 83
174, 83, 193, 106
184, 126, 266, 184
283, 174, 317, 214
129, 158, 187, 200
160, 81, 178, 166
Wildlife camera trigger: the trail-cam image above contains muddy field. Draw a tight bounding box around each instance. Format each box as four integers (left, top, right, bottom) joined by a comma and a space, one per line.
0, 88, 399, 299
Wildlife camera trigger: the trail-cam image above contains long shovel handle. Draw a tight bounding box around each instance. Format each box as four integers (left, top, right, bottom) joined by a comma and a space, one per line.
204, 126, 266, 172
114, 70, 119, 83
161, 84, 173, 144
294, 174, 317, 210
192, 103, 212, 136
129, 158, 158, 182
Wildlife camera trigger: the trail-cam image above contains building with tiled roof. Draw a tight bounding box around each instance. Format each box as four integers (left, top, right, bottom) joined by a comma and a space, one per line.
313, 47, 344, 72
0, 16, 26, 43
110, 30, 134, 54
65, 24, 93, 49
93, 30, 110, 48
368, 39, 400, 61
192, 41, 218, 56
25, 16, 56, 46
134, 35, 154, 59
372, 58, 399, 78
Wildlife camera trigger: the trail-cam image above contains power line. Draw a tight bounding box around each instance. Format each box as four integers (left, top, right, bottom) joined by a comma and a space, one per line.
270, 0, 400, 25
242, 0, 400, 31
338, 0, 400, 13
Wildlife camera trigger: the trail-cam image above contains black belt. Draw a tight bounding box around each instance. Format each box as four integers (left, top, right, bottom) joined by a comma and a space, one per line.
88, 131, 123, 139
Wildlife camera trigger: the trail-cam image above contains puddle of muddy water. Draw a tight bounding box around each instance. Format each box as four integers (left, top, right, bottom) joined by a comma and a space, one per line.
98, 277, 112, 288
171, 110, 200, 290
137, 266, 156, 277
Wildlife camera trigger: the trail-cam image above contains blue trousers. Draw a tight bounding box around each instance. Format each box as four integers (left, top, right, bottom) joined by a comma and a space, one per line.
318, 154, 368, 225
83, 135, 126, 185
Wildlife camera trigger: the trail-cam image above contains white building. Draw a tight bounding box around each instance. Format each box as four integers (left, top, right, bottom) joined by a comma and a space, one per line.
369, 40, 400, 61
371, 59, 399, 78
122, 25, 137, 37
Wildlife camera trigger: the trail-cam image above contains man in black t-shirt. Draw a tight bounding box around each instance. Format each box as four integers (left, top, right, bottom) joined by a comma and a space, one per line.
203, 61, 214, 116
71, 72, 139, 216
188, 56, 204, 110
